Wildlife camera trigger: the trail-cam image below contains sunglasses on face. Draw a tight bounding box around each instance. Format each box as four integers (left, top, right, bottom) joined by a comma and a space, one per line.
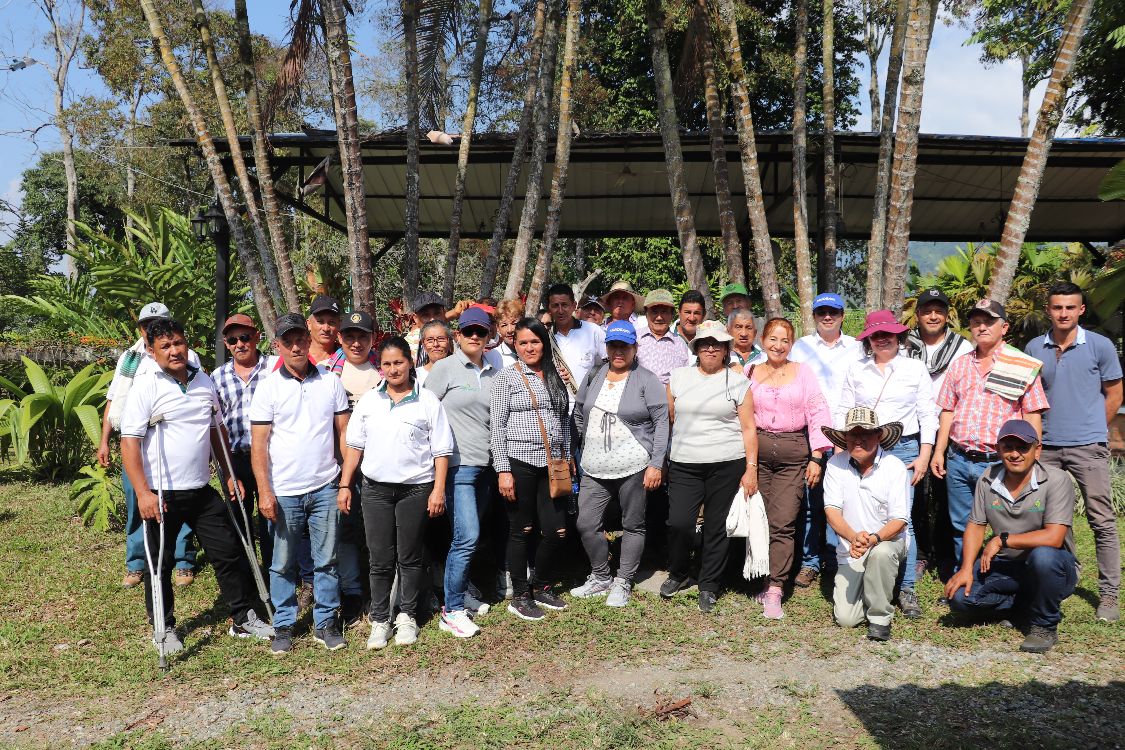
225, 333, 253, 345
869, 331, 896, 340
460, 326, 489, 339
999, 440, 1035, 454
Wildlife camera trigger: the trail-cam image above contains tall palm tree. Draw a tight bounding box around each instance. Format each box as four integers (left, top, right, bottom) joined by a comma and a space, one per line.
481, 0, 548, 298
864, 0, 908, 308
792, 0, 814, 333
646, 0, 710, 314
138, 0, 277, 335
880, 0, 938, 314
235, 0, 302, 313
191, 0, 284, 309
526, 0, 583, 313
502, 2, 561, 300
988, 0, 1093, 304
402, 0, 422, 307
321, 0, 375, 315
443, 0, 494, 303
820, 0, 838, 292
714, 0, 782, 320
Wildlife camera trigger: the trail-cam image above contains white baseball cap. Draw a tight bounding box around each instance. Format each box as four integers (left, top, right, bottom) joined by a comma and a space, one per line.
137, 301, 170, 323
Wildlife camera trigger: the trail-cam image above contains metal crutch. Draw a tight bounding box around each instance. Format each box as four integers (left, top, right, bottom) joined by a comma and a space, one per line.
142, 414, 170, 671
209, 408, 274, 618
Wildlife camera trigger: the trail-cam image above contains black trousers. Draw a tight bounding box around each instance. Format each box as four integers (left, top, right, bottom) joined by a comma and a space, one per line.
362, 479, 432, 622
507, 458, 568, 596
142, 486, 257, 628
667, 459, 744, 593
229, 450, 272, 570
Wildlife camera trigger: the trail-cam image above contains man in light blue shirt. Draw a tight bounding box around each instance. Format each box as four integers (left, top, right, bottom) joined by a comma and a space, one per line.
1024, 281, 1123, 622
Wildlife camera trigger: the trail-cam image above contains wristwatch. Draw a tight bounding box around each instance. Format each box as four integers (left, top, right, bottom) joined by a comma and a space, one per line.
999, 532, 1010, 549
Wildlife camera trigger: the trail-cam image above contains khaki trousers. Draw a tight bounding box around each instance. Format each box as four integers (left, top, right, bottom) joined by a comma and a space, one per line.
833, 538, 906, 627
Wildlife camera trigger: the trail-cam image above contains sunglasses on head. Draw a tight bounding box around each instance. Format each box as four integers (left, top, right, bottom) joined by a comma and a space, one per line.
461, 325, 489, 339
225, 333, 253, 345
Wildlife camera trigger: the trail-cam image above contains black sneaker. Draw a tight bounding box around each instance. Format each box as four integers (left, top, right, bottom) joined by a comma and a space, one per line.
507, 594, 545, 621
1019, 625, 1058, 654
314, 622, 347, 651
532, 586, 567, 611
659, 575, 693, 599
271, 626, 293, 655
897, 588, 923, 619
698, 590, 718, 614
867, 622, 891, 641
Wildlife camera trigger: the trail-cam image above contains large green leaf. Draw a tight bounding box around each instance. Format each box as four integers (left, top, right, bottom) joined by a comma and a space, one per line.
73, 404, 103, 448
21, 392, 56, 432
0, 372, 28, 400
21, 357, 57, 398
1098, 159, 1125, 201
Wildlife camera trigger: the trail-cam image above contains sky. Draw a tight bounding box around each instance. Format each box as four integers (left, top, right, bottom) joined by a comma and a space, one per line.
0, 2, 1051, 242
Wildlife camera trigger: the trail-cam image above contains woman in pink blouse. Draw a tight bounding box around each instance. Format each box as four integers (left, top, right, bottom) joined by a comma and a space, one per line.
745, 318, 832, 619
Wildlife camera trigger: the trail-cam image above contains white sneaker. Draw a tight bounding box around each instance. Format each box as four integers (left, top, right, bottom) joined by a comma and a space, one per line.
394, 612, 418, 646
570, 574, 613, 598
229, 610, 274, 641
464, 585, 491, 616
606, 577, 632, 608
367, 620, 391, 650
439, 608, 480, 638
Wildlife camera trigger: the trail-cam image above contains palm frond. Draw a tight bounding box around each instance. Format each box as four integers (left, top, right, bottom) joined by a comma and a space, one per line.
672, 0, 706, 114
412, 0, 460, 130
264, 0, 320, 128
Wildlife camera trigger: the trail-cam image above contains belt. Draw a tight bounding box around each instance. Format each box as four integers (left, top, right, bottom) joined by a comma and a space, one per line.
898, 432, 920, 443
951, 443, 998, 462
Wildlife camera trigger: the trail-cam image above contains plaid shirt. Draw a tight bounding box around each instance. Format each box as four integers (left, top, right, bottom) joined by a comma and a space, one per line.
324, 347, 380, 373
214, 353, 277, 452
935, 348, 1049, 452
636, 328, 690, 385
489, 364, 572, 473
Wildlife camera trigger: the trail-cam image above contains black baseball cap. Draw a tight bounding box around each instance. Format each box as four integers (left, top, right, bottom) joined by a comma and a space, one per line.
309, 294, 341, 316
916, 287, 950, 308
340, 310, 374, 333
274, 312, 309, 338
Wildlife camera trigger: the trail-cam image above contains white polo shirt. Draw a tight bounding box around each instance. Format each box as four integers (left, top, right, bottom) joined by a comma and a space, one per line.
553, 319, 606, 395
789, 332, 863, 416
107, 338, 203, 402
119, 367, 220, 492
822, 449, 910, 563
346, 384, 454, 485
249, 363, 349, 495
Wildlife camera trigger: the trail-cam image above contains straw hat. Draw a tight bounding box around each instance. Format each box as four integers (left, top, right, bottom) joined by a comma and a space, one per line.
822, 407, 903, 451
600, 280, 646, 312
690, 319, 734, 352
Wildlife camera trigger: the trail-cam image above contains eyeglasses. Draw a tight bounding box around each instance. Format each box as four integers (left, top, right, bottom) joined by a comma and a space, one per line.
423, 337, 450, 346
225, 333, 253, 345
460, 326, 489, 339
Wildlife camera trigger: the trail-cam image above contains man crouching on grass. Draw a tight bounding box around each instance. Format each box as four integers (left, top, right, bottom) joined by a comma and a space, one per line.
944, 419, 1078, 653
120, 319, 274, 656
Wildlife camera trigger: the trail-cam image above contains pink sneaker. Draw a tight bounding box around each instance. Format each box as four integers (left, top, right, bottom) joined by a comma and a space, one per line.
762, 586, 784, 620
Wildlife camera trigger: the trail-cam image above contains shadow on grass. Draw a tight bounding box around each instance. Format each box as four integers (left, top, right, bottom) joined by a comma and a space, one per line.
837, 679, 1125, 749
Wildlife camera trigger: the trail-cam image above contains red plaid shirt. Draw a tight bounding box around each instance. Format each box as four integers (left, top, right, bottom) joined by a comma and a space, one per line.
935, 348, 1049, 452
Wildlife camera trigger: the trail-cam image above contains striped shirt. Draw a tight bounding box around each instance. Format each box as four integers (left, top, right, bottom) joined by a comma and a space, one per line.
213, 353, 278, 453
935, 348, 1049, 452
489, 363, 572, 473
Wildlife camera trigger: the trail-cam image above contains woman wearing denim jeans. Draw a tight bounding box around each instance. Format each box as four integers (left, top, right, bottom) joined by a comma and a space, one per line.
338, 336, 454, 650
423, 306, 504, 638
836, 310, 938, 619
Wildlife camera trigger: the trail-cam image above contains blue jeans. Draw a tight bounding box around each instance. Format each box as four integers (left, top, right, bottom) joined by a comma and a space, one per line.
949, 546, 1078, 628
336, 480, 366, 597
800, 449, 835, 572
444, 465, 492, 612
124, 470, 196, 572
886, 435, 920, 590
270, 483, 340, 629
945, 448, 994, 564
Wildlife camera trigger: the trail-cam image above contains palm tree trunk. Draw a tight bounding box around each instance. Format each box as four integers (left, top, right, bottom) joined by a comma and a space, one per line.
235, 0, 301, 313
864, 0, 882, 132
192, 0, 284, 310
698, 0, 743, 288
989, 0, 1093, 304
1019, 52, 1031, 138
481, 0, 548, 298
880, 0, 937, 314
792, 0, 814, 333
526, 0, 583, 314
402, 0, 422, 307
502, 2, 561, 300
138, 0, 277, 335
647, 0, 710, 316
443, 0, 494, 303
820, 0, 838, 293
865, 0, 908, 308
321, 0, 374, 315
715, 0, 782, 320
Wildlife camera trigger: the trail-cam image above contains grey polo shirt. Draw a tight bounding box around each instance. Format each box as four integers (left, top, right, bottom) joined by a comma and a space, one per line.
423, 347, 502, 467
1024, 326, 1122, 446
970, 462, 1075, 561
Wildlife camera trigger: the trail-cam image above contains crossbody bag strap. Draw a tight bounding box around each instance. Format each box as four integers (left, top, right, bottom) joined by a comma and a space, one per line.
516, 362, 554, 460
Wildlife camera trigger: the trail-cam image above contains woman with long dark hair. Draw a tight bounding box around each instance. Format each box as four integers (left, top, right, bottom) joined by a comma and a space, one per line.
489, 317, 573, 621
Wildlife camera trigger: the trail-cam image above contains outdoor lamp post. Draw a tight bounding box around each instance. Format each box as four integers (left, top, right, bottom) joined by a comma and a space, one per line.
192, 202, 230, 366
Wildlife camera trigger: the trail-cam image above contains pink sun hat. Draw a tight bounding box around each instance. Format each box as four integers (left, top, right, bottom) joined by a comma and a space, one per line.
857, 309, 909, 340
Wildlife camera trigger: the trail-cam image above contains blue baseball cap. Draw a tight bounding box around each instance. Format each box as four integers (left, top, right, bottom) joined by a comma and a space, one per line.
605, 319, 637, 345
997, 419, 1039, 445
812, 292, 845, 311
458, 306, 492, 330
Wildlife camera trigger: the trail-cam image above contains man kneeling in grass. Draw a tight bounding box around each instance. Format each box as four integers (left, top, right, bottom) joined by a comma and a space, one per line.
944, 419, 1078, 654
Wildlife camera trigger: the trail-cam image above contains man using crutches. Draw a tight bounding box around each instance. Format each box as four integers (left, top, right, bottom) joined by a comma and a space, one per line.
121, 319, 274, 662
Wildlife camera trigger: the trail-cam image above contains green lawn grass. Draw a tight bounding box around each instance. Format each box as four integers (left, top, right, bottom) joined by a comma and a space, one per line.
1, 479, 1121, 749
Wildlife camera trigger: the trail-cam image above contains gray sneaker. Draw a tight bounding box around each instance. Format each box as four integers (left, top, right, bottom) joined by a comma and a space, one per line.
897, 588, 923, 619
1019, 625, 1058, 653
229, 610, 275, 641
570, 574, 613, 598
464, 585, 491, 615
152, 626, 183, 657
314, 622, 347, 651
1096, 595, 1119, 622
606, 578, 632, 608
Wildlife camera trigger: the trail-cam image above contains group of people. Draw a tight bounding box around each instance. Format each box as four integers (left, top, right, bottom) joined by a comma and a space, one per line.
101, 277, 1121, 661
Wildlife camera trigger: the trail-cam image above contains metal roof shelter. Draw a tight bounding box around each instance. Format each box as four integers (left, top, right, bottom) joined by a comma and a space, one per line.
207, 130, 1125, 243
